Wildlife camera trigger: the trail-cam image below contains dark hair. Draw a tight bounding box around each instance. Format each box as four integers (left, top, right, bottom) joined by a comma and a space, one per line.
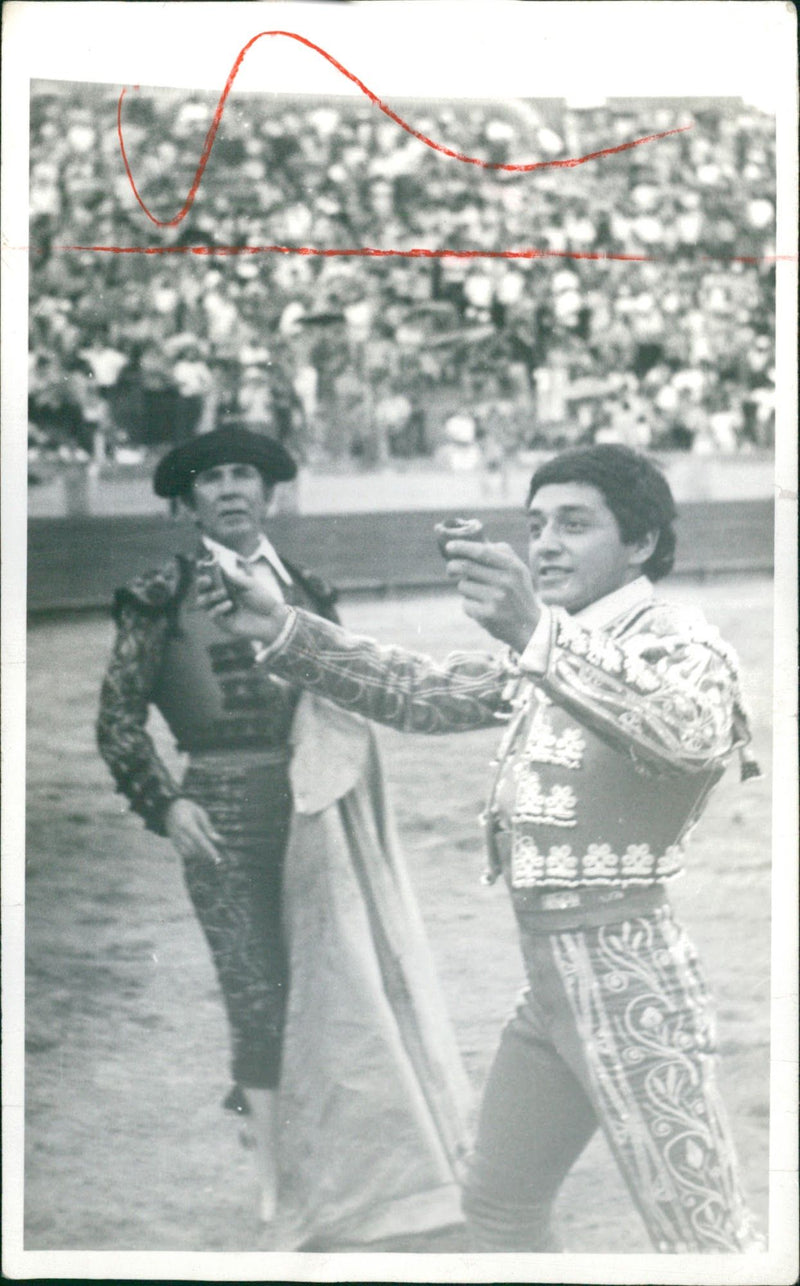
526, 444, 677, 581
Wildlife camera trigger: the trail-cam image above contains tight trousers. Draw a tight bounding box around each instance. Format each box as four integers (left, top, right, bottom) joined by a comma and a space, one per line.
462, 904, 762, 1253
180, 750, 292, 1091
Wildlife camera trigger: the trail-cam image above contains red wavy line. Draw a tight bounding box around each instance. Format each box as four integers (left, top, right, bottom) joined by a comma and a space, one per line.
52, 244, 792, 265
117, 29, 693, 229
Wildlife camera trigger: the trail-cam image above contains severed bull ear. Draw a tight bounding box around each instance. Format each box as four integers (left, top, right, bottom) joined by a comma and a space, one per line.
434, 517, 486, 558
195, 558, 234, 612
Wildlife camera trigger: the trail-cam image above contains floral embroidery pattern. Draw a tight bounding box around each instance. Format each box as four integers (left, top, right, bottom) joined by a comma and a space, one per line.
181, 756, 291, 1087
550, 914, 763, 1251
584, 843, 620, 879
621, 844, 655, 877
519, 702, 586, 771
97, 555, 339, 834
543, 600, 744, 773
512, 767, 577, 827
265, 585, 750, 894
510, 838, 685, 889
512, 835, 547, 883
97, 599, 181, 835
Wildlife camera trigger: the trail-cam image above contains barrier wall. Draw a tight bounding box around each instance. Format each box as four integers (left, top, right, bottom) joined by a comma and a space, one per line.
28, 499, 774, 614
28, 454, 775, 518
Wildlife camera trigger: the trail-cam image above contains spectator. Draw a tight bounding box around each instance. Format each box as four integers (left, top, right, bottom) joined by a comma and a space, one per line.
162, 335, 213, 440
28, 87, 775, 466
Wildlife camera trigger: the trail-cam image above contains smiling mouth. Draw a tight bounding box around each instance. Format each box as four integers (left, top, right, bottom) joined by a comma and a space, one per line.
538, 566, 571, 580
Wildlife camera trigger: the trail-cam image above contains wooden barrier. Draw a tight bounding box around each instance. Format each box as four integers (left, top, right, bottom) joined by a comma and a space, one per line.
27, 499, 774, 614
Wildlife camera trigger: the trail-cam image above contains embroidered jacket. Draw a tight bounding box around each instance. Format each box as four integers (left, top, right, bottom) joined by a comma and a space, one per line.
256, 578, 754, 892
96, 551, 338, 836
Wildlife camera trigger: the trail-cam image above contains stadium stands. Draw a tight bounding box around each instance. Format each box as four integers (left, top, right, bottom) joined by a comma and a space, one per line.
28, 85, 776, 473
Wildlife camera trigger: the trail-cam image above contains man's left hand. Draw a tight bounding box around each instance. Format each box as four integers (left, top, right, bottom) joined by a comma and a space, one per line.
196, 560, 290, 644
445, 539, 540, 653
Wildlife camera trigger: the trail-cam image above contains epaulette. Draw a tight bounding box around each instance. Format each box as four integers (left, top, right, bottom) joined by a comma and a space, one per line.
111, 555, 192, 622
634, 598, 758, 781
645, 599, 742, 673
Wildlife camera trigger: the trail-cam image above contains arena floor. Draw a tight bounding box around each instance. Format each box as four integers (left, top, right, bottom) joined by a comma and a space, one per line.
22, 578, 773, 1253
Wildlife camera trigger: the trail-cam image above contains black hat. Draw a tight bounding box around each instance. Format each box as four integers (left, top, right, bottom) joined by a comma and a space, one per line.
153, 426, 297, 499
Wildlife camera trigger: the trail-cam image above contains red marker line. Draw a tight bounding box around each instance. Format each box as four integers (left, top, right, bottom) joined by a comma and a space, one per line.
51, 244, 792, 264
55, 243, 653, 261
117, 29, 693, 229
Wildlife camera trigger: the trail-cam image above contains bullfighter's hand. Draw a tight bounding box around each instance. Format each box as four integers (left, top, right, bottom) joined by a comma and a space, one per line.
165, 798, 224, 865
445, 539, 541, 654
196, 560, 290, 643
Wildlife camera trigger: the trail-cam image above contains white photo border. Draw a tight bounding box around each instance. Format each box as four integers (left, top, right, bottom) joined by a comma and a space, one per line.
2, 3, 797, 1281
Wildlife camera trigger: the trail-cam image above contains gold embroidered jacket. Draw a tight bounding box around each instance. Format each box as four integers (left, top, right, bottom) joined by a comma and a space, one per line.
257, 579, 754, 891
96, 553, 338, 834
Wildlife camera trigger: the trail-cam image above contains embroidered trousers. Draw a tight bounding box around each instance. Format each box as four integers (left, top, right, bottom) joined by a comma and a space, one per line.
462, 904, 761, 1253
180, 751, 293, 1090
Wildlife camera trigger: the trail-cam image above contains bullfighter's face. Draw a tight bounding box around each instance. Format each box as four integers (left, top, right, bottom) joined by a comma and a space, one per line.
527, 482, 655, 614
189, 462, 274, 556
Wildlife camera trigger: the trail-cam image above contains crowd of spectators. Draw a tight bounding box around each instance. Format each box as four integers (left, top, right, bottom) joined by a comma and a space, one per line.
29, 84, 776, 470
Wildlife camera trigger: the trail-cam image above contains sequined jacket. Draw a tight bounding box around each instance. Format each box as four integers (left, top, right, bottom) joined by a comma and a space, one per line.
256, 579, 755, 892
96, 551, 338, 835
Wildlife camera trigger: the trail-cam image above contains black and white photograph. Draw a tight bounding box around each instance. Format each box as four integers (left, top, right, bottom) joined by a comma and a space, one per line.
2, 2, 797, 1281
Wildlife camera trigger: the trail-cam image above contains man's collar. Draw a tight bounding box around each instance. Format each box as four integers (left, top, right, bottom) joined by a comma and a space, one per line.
573, 576, 654, 630
201, 534, 292, 585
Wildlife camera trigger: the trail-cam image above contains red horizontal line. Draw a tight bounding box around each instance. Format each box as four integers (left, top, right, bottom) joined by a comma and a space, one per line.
49, 244, 793, 264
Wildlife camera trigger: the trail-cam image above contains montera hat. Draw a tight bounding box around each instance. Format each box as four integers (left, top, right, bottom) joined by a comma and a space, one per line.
153, 426, 297, 498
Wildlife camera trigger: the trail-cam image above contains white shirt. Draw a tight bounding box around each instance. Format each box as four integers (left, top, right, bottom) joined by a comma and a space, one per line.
520, 577, 654, 675
201, 533, 293, 603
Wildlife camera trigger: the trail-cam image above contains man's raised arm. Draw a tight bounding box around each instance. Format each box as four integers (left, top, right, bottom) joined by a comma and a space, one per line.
197, 560, 514, 735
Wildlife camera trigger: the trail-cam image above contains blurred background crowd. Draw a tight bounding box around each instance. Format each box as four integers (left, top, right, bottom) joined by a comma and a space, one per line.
29, 84, 776, 472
